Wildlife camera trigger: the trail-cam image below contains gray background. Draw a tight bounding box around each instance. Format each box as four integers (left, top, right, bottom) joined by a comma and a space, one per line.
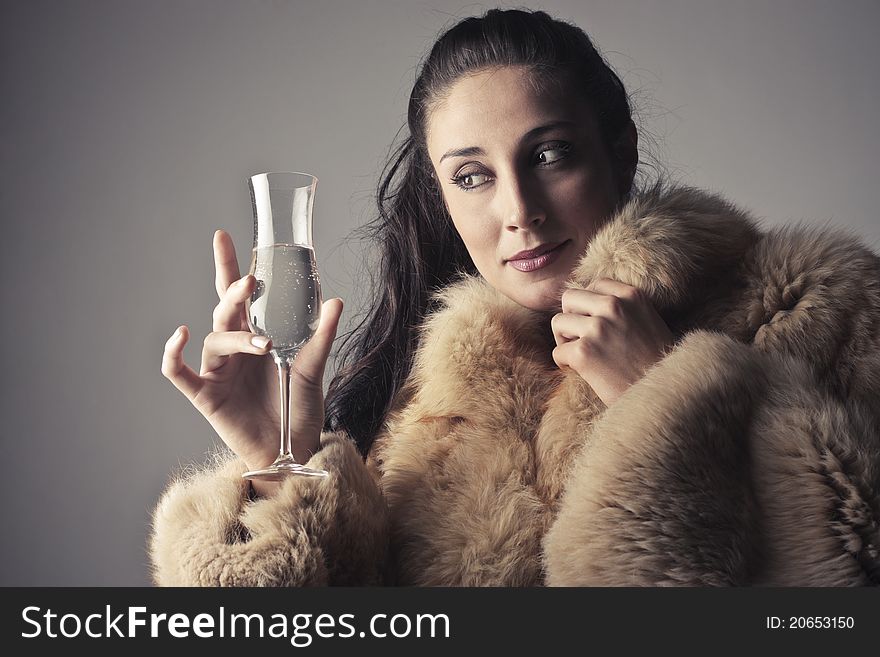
1, 0, 878, 586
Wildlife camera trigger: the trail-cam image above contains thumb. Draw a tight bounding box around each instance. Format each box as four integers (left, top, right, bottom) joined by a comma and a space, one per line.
294, 298, 344, 384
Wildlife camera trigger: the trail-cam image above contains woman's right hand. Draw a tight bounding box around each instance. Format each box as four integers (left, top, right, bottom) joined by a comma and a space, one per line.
161, 229, 344, 495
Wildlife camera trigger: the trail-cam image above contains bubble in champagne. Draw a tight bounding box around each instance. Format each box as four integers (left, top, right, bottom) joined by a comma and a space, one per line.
246, 244, 322, 360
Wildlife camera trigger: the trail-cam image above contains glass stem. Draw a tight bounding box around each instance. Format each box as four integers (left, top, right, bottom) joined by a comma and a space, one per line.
277, 359, 294, 461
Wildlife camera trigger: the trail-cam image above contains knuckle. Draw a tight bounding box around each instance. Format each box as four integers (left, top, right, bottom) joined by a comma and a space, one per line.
606, 297, 624, 317
292, 365, 322, 389
575, 337, 594, 358
230, 276, 246, 294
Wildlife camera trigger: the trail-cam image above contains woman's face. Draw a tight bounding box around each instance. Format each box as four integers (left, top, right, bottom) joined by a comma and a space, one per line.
426, 66, 626, 312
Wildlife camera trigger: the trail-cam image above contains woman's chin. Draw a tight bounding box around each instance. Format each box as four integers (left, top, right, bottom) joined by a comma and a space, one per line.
502, 278, 567, 312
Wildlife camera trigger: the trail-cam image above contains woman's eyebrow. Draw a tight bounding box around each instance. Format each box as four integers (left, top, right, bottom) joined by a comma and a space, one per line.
521, 120, 575, 141
439, 146, 485, 164
438, 120, 576, 164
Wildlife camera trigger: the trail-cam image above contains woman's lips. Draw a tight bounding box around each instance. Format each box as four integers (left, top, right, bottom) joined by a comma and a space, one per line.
506, 240, 569, 272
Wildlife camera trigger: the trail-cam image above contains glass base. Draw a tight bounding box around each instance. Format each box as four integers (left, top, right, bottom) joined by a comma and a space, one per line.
242, 456, 328, 481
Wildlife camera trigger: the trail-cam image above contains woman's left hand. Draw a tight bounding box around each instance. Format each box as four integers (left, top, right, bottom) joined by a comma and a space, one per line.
551, 277, 676, 408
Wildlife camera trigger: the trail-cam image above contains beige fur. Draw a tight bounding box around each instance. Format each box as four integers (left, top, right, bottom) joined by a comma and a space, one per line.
150, 432, 388, 585
150, 184, 880, 586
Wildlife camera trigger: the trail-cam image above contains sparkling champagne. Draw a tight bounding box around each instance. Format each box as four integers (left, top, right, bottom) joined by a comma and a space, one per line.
246, 243, 321, 362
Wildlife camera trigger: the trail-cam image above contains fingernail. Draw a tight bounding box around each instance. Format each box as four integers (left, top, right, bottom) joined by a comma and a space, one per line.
172, 327, 182, 339
251, 336, 269, 349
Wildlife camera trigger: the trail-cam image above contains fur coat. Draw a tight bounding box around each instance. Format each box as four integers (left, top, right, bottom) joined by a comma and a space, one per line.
150, 185, 880, 586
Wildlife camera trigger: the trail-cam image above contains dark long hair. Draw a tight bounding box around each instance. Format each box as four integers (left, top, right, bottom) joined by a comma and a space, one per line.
324, 8, 637, 457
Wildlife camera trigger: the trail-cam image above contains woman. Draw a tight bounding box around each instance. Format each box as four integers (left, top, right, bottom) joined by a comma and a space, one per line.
153, 9, 880, 586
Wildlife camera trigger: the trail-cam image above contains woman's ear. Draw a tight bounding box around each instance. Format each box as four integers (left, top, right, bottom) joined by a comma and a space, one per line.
613, 120, 639, 198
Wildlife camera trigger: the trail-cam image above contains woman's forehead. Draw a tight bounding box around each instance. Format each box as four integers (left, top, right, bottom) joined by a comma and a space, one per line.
426, 67, 593, 158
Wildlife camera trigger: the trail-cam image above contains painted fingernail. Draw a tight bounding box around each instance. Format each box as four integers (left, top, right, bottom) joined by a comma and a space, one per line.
251, 336, 269, 349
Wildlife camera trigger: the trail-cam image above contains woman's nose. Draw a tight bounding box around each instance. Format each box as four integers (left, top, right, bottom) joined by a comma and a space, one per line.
499, 172, 546, 231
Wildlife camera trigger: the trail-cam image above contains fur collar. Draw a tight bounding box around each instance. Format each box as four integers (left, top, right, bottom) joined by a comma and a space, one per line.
567, 184, 760, 313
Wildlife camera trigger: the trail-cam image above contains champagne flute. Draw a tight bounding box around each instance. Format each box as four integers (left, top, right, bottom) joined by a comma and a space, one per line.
242, 171, 328, 480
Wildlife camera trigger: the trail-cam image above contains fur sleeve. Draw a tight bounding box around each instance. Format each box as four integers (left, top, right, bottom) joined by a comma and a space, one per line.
542, 329, 880, 586
149, 431, 389, 586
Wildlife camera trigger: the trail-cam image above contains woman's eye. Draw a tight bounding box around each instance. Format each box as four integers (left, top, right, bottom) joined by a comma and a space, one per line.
452, 172, 491, 190
536, 144, 571, 166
